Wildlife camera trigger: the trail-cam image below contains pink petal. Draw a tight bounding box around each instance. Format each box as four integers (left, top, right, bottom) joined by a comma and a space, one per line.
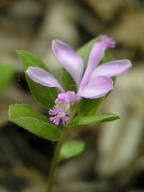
55, 91, 79, 104
99, 34, 116, 48
78, 76, 113, 99
79, 42, 106, 88
52, 40, 84, 86
26, 67, 64, 92
90, 59, 132, 79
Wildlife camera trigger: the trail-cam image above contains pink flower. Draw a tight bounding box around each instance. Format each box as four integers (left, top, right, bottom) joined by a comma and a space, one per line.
26, 35, 132, 125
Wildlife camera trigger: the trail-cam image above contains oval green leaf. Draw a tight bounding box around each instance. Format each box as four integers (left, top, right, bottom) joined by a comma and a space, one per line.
59, 140, 85, 161
16, 50, 48, 71
8, 104, 61, 141
0, 64, 14, 93
69, 113, 120, 126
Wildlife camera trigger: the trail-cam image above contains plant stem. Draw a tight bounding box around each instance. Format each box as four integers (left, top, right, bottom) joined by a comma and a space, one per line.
47, 126, 67, 192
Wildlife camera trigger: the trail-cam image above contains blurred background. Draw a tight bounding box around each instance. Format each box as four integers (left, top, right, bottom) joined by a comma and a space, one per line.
0, 0, 144, 192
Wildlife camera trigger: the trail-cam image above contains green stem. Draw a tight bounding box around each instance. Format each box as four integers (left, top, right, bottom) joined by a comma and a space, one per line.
47, 126, 67, 192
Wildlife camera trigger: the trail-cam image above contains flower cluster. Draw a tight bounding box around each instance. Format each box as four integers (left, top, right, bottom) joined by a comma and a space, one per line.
49, 104, 70, 126
26, 35, 132, 125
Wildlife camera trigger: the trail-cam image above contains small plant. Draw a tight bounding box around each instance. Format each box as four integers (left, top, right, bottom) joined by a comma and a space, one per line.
8, 35, 132, 192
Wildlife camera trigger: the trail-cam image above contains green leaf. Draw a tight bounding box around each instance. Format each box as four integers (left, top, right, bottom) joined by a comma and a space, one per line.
27, 77, 57, 108
0, 64, 14, 93
59, 140, 85, 161
8, 104, 61, 141
61, 69, 76, 91
17, 50, 57, 108
77, 38, 115, 116
16, 50, 48, 71
100, 49, 113, 64
69, 113, 120, 126
78, 97, 104, 116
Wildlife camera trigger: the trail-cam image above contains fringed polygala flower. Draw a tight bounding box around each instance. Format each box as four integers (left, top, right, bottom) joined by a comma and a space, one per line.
26, 35, 132, 125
